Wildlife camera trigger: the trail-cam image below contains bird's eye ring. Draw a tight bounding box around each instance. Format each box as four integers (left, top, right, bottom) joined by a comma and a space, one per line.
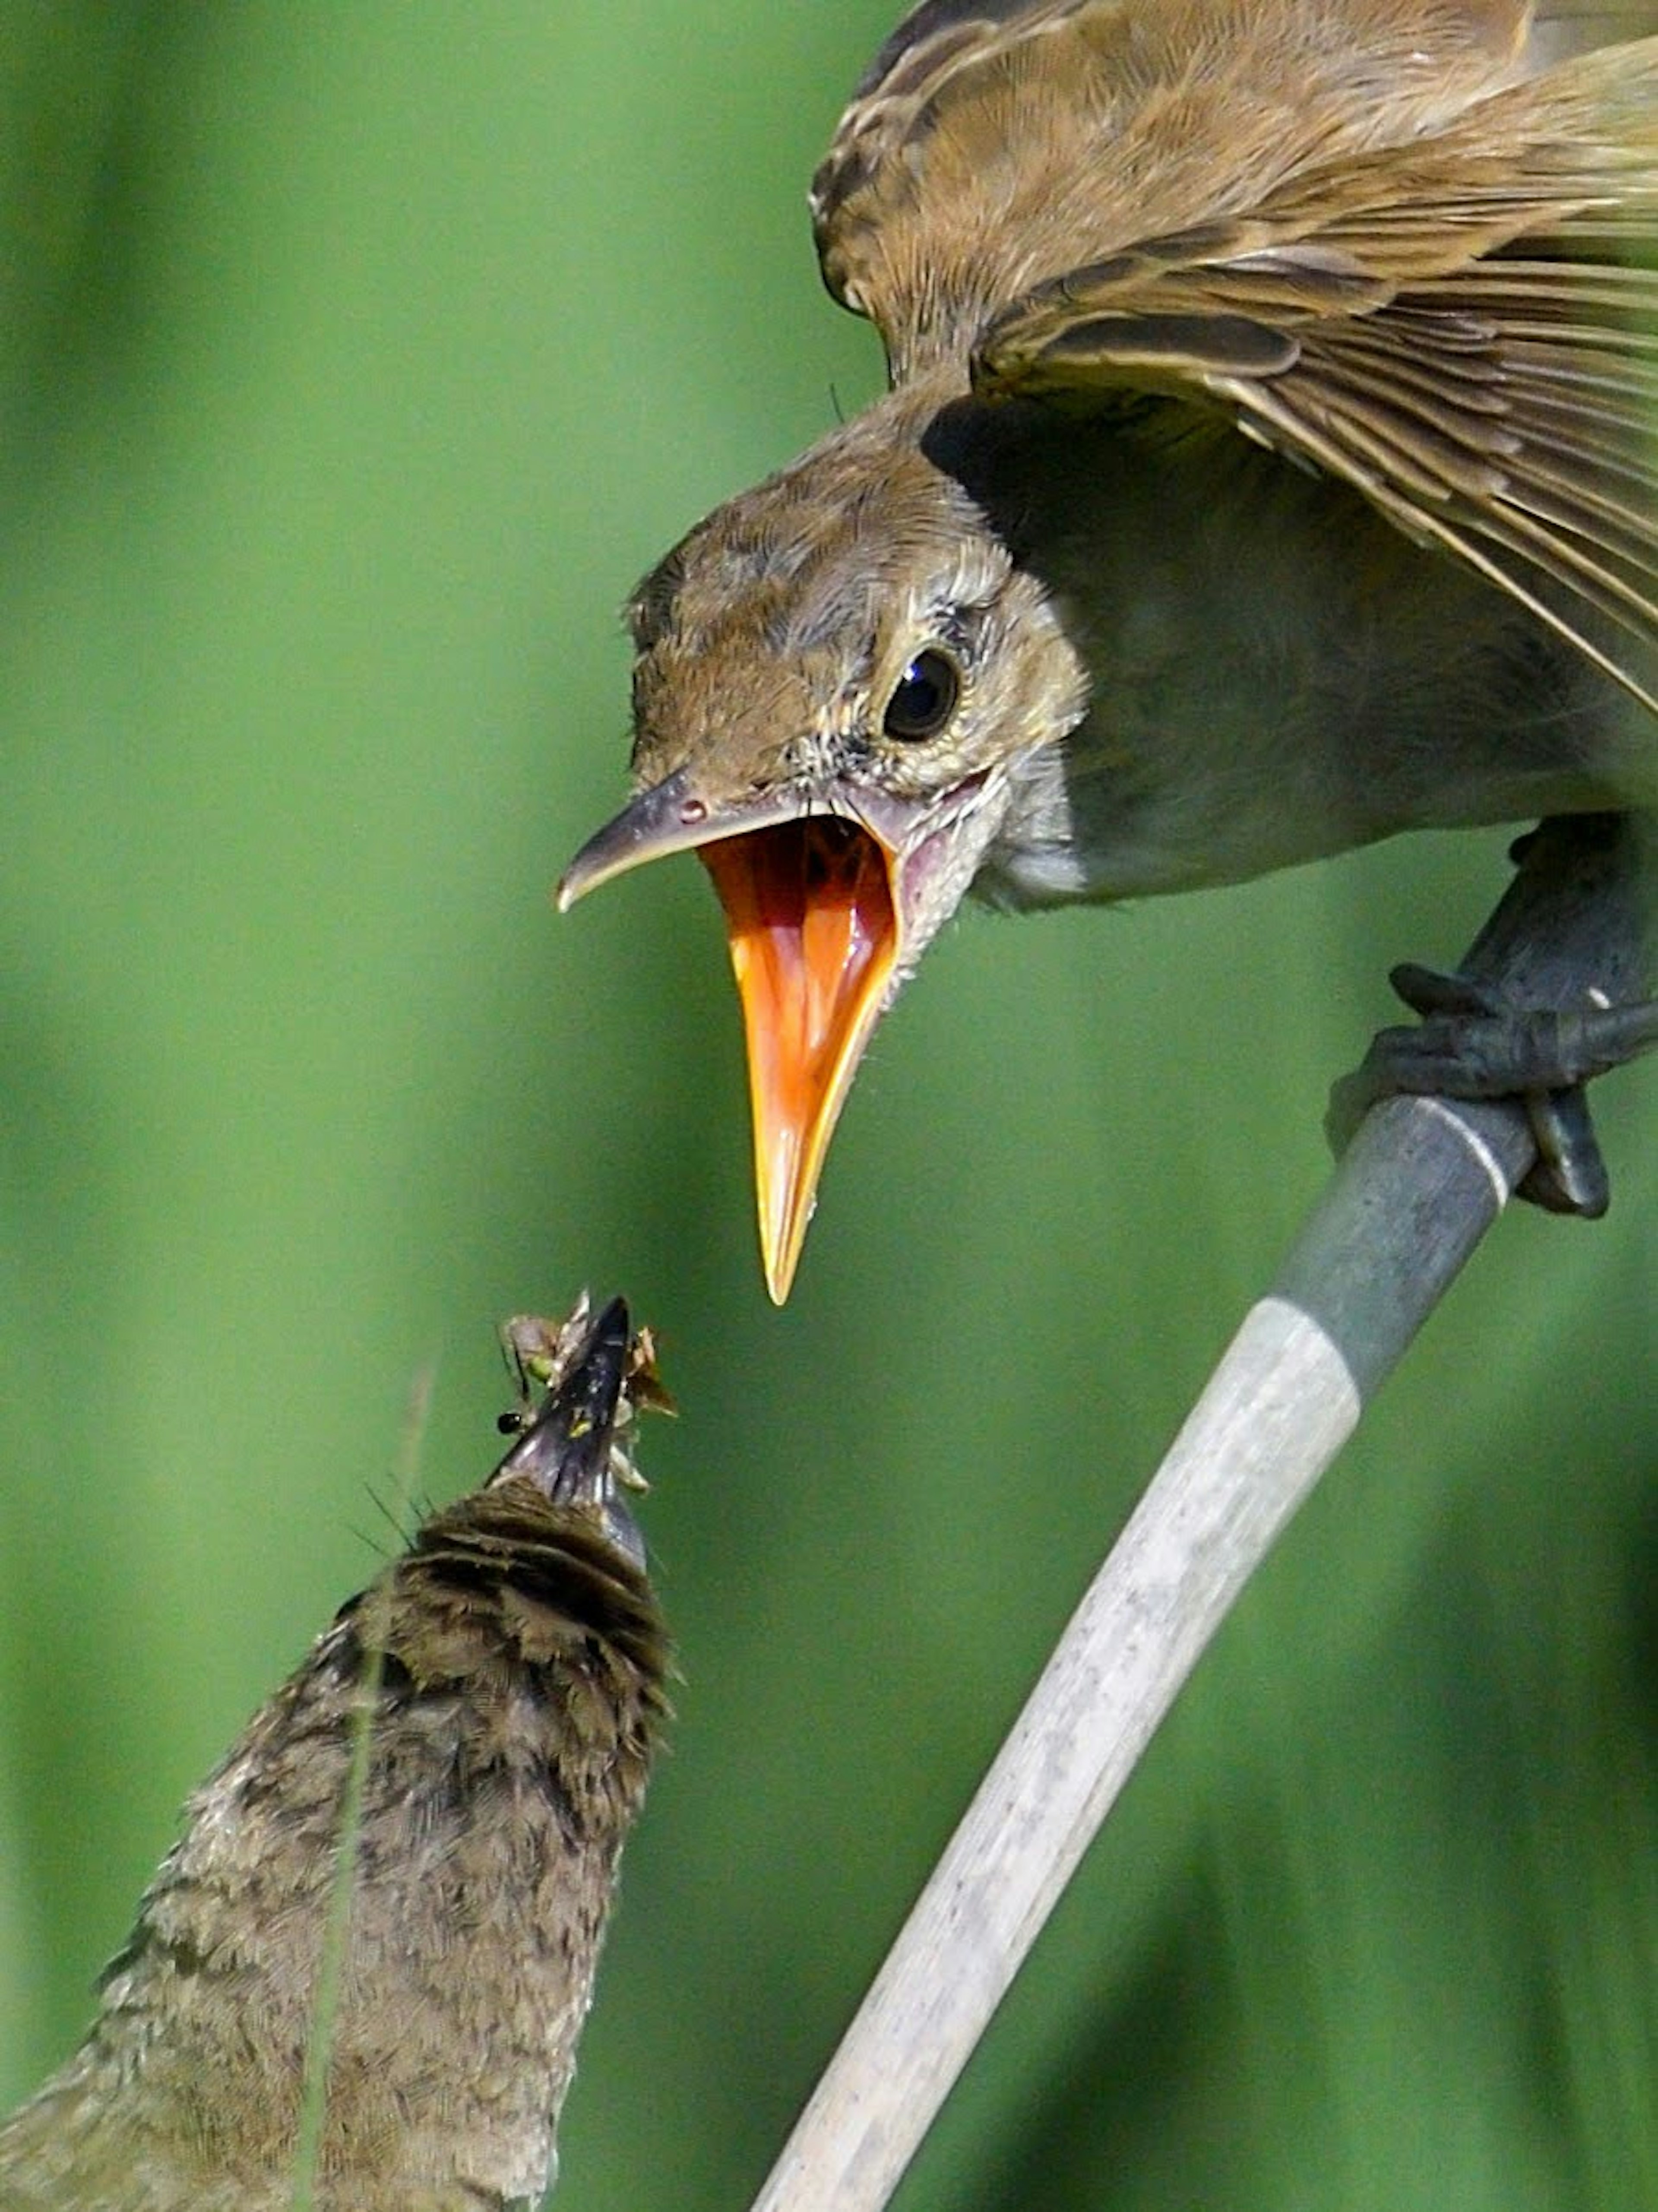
883, 647, 961, 741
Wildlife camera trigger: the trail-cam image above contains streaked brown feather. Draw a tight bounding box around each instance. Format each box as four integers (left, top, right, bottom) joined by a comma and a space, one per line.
813, 1, 1545, 355
952, 38, 1658, 710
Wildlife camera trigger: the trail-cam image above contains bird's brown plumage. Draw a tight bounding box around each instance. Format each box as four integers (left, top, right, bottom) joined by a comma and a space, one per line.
561, 1, 1658, 1298
0, 1297, 670, 2212
814, 0, 1658, 708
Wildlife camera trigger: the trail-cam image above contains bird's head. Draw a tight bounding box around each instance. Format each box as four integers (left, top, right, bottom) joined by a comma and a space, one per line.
559, 388, 1089, 1301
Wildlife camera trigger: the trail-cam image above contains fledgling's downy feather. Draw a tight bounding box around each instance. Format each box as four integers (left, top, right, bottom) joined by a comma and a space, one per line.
0, 1297, 671, 2212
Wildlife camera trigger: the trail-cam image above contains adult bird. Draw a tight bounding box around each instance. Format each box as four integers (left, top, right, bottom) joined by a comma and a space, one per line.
561, 0, 1658, 1301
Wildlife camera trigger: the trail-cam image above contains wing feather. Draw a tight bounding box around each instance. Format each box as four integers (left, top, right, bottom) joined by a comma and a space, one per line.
969, 41, 1658, 711
810, 5, 1658, 709
1233, 371, 1658, 709
816, 1, 1549, 360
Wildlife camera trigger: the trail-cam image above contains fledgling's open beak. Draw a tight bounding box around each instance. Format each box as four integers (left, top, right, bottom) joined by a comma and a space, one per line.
491, 1291, 647, 1563
558, 775, 905, 1304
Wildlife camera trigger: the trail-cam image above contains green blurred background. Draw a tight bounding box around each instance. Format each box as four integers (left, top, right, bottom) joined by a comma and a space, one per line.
1, 6, 1652, 2207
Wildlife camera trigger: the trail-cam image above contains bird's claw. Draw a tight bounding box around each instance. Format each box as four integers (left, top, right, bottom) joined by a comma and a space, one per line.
1327, 961, 1658, 1218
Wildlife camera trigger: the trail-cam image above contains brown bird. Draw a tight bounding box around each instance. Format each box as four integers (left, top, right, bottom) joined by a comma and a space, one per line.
0, 1294, 671, 2212
560, 0, 1658, 1301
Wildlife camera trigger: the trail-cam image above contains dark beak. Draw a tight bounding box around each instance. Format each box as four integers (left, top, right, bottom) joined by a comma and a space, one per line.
495, 1293, 634, 1521
558, 771, 802, 911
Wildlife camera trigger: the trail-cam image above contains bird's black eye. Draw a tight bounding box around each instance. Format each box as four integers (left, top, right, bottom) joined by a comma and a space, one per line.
882, 648, 960, 741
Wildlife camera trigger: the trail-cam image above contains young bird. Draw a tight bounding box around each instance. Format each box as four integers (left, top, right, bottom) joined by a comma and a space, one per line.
560, 0, 1658, 1301
0, 1294, 670, 2212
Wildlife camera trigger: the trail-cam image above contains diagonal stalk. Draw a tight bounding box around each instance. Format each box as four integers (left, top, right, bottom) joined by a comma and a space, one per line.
743, 813, 1652, 2212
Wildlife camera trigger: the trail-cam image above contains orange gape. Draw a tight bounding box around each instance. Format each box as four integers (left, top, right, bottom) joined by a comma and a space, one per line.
701, 819, 897, 1302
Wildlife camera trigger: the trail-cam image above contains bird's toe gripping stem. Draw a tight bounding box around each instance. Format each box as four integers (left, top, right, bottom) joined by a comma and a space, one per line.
1327, 959, 1658, 1216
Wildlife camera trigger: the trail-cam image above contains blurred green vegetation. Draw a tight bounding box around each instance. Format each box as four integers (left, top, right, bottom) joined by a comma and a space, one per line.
0, 6, 1652, 2208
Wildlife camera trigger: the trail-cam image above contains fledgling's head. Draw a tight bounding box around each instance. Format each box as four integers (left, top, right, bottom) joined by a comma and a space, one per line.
560, 387, 1088, 1300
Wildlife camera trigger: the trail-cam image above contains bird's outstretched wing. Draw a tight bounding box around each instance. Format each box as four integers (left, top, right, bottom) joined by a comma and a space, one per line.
974, 46, 1658, 713
813, 4, 1658, 713
814, 0, 1542, 364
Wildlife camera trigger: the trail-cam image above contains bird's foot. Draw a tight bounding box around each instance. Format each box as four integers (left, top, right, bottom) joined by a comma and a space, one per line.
1327, 959, 1657, 1216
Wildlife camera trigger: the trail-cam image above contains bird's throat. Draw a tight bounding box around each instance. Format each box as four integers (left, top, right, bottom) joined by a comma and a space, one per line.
699, 818, 897, 1303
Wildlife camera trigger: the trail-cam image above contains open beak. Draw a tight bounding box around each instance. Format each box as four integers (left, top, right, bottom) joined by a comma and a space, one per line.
559, 775, 902, 1304
492, 1291, 646, 1565
697, 816, 897, 1304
